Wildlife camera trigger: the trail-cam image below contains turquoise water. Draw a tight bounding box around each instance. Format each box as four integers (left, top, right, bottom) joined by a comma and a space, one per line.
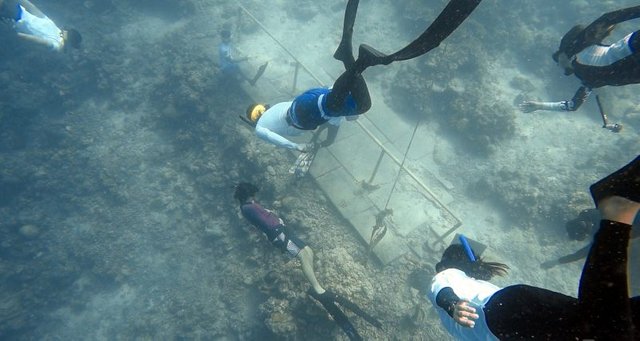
0, 0, 638, 339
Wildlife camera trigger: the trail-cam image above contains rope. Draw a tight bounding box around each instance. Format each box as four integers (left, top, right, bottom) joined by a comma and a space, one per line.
384, 120, 420, 210
233, 0, 461, 228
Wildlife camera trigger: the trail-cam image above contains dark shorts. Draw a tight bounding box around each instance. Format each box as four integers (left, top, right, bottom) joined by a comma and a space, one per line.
274, 226, 307, 258
290, 87, 357, 130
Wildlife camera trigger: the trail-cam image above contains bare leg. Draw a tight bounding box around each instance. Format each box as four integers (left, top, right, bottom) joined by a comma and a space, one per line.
600, 196, 640, 224
297, 246, 325, 295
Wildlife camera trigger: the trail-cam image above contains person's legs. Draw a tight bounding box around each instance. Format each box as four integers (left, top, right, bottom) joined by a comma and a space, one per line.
326, 0, 482, 116
326, 0, 372, 115
325, 70, 371, 115
484, 285, 581, 339
297, 246, 326, 295
579, 155, 640, 338
333, 0, 358, 68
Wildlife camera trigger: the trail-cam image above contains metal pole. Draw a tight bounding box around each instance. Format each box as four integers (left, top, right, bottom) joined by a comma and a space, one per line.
367, 150, 385, 184
235, 0, 326, 87
292, 62, 300, 95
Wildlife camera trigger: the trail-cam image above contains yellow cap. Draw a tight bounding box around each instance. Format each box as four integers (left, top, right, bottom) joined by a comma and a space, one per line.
248, 104, 267, 123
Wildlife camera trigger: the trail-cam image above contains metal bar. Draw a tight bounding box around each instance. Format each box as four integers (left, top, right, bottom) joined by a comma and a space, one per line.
595, 95, 608, 126
235, 1, 326, 87
292, 62, 300, 95
367, 150, 385, 184
234, 0, 462, 229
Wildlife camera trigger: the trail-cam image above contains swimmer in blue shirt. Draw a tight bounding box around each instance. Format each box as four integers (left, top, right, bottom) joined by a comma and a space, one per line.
246, 0, 482, 151
0, 0, 81, 52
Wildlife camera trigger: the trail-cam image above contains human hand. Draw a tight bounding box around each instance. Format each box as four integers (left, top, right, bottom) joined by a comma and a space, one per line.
518, 101, 541, 113
453, 300, 479, 328
297, 143, 316, 153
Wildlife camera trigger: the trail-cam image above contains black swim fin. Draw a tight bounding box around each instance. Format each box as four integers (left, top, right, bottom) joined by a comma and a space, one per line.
249, 62, 268, 86
359, 0, 482, 67
308, 289, 363, 341
334, 0, 360, 66
332, 292, 383, 329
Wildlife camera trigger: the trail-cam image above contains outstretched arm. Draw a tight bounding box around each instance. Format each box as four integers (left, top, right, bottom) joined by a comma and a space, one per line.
519, 86, 591, 113
255, 125, 307, 151
312, 123, 339, 148
436, 287, 479, 328
541, 244, 590, 269
16, 32, 57, 49
558, 244, 591, 264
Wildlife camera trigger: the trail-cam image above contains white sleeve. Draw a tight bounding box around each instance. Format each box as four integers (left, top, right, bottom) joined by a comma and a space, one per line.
255, 125, 301, 150
429, 272, 454, 302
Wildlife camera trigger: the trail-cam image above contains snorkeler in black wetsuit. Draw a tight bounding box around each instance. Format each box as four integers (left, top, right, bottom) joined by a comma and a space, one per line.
431, 155, 640, 340
519, 5, 640, 127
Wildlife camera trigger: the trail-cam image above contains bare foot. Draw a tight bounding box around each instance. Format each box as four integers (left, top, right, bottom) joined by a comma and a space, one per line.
599, 196, 640, 225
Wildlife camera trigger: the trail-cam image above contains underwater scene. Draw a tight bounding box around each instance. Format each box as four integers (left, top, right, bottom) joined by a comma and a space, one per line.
1, 0, 639, 339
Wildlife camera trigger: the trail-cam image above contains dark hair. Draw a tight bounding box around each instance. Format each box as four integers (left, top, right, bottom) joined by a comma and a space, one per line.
552, 25, 585, 63
435, 244, 509, 281
566, 218, 591, 241
234, 182, 258, 204
221, 29, 231, 41
64, 28, 82, 49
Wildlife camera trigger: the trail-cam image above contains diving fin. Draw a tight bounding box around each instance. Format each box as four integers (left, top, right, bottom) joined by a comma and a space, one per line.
249, 62, 269, 86
332, 293, 383, 329
358, 0, 482, 66
388, 0, 482, 61
308, 289, 362, 341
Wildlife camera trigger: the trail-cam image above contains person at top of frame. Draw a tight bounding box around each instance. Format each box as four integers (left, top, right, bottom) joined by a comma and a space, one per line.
245, 0, 483, 152
519, 5, 640, 116
0, 0, 81, 52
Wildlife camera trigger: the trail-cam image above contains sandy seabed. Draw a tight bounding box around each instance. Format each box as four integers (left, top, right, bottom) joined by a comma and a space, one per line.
0, 0, 638, 340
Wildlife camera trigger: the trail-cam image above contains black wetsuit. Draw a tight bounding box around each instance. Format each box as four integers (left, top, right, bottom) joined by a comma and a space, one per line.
558, 6, 640, 111
437, 220, 639, 339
